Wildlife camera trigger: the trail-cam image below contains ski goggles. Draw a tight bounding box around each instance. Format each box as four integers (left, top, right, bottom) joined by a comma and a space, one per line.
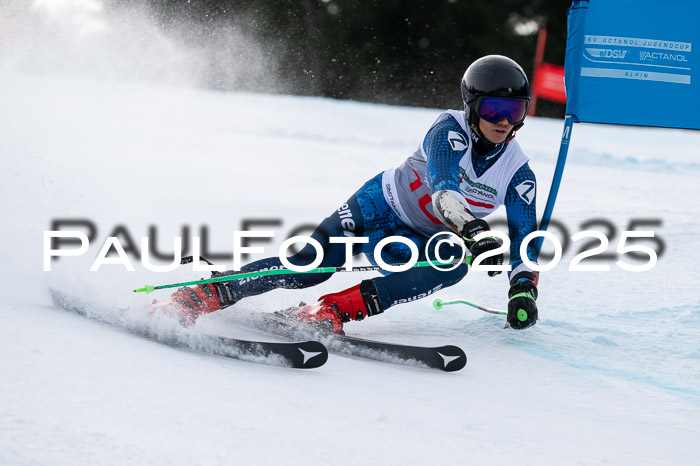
476, 97, 529, 125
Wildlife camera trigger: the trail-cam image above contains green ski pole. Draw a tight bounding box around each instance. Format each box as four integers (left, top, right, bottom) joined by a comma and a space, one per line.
432, 298, 506, 315
135, 256, 474, 295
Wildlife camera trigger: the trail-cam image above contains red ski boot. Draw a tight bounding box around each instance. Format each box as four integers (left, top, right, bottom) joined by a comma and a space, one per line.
149, 283, 232, 327
291, 280, 384, 334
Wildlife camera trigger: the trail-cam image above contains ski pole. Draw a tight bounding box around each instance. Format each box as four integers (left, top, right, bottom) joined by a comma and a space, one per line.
134, 256, 474, 294
432, 298, 506, 315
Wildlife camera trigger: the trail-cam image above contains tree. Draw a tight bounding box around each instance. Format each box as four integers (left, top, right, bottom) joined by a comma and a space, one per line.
137, 0, 569, 116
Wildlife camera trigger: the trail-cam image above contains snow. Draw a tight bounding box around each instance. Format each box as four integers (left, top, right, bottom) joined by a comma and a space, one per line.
2, 4, 700, 465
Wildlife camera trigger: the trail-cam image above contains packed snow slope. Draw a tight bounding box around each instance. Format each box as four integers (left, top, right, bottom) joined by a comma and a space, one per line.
2, 72, 700, 465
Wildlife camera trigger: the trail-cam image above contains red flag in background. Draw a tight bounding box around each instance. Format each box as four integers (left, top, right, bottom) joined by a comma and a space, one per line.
529, 28, 566, 115
534, 63, 566, 103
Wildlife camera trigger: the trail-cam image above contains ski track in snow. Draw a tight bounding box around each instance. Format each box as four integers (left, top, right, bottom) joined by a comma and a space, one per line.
526, 309, 700, 403
49, 290, 295, 368
2, 70, 700, 465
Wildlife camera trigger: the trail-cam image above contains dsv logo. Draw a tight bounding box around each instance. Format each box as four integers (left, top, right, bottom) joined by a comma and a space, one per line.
586, 48, 628, 59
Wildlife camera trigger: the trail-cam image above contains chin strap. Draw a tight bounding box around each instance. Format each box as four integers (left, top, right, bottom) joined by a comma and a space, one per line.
504, 123, 523, 143
470, 124, 502, 156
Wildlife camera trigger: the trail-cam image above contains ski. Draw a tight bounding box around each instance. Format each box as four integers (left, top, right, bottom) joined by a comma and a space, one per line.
235, 310, 467, 372
197, 335, 328, 369
49, 289, 328, 369
331, 334, 466, 372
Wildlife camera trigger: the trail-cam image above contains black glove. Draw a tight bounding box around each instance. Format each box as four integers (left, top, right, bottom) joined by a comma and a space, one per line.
507, 273, 538, 330
462, 219, 503, 277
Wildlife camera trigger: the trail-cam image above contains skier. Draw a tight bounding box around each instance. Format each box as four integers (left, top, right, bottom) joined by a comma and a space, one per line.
153, 55, 540, 333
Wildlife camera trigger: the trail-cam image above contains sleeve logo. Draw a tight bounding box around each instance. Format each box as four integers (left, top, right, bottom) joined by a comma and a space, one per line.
515, 180, 536, 205
447, 131, 468, 151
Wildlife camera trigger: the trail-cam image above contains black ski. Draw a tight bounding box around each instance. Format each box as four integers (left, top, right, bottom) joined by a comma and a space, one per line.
49, 289, 328, 369
236, 311, 467, 372
198, 335, 328, 369
330, 334, 466, 372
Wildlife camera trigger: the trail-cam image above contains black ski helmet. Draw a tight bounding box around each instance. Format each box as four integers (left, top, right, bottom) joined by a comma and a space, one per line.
461, 55, 530, 131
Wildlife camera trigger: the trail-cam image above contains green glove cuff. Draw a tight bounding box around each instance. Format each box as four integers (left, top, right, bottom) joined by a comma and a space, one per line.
508, 292, 537, 323
508, 292, 536, 303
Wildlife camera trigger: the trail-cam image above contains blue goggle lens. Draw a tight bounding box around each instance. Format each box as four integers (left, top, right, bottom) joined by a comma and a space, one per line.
477, 97, 528, 124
